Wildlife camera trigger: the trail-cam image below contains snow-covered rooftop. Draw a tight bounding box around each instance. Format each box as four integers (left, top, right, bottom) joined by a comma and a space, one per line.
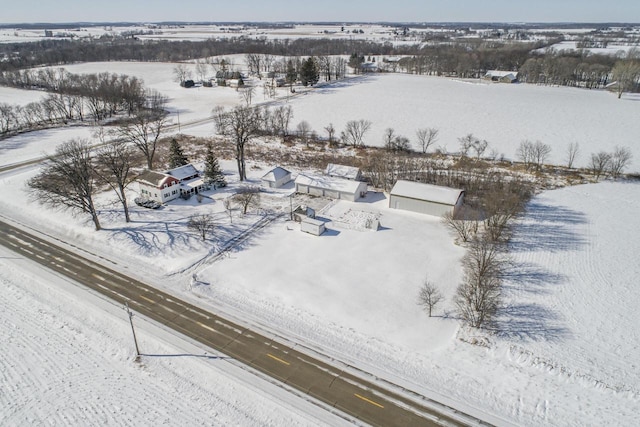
262, 166, 291, 182
295, 173, 365, 194
137, 170, 177, 188
166, 163, 199, 181
324, 163, 360, 180
390, 180, 463, 206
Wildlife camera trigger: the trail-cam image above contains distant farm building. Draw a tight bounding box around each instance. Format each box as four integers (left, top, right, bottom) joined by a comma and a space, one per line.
483, 70, 518, 83
389, 180, 464, 217
261, 166, 292, 188
295, 174, 367, 202
137, 163, 205, 204
324, 163, 362, 181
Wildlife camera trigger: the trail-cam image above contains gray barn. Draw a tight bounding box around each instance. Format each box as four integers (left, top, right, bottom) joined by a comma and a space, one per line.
389, 180, 464, 217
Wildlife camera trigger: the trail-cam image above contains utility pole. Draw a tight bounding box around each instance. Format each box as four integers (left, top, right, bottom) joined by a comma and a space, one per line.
124, 302, 140, 360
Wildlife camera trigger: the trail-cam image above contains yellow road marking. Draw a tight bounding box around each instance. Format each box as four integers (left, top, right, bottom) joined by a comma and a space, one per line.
266, 353, 290, 366
197, 321, 217, 333
139, 295, 155, 304
354, 393, 384, 409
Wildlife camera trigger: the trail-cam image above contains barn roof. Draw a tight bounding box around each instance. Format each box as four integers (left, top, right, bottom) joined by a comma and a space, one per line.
295, 174, 365, 194
165, 163, 199, 181
390, 180, 463, 206
325, 163, 360, 180
136, 170, 177, 188
262, 166, 291, 182
485, 70, 518, 78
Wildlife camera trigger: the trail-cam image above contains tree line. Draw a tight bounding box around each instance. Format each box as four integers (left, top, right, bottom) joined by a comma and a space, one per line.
2, 35, 637, 94
0, 68, 152, 137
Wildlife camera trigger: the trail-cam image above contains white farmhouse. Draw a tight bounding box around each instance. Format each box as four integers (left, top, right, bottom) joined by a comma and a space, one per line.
324, 163, 362, 181
295, 174, 368, 202
136, 163, 206, 204
137, 170, 181, 204
261, 166, 292, 188
389, 180, 464, 217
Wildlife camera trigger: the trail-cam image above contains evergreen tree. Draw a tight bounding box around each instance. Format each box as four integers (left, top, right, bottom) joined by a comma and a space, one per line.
203, 142, 226, 188
300, 57, 319, 87
285, 59, 298, 90
167, 138, 189, 169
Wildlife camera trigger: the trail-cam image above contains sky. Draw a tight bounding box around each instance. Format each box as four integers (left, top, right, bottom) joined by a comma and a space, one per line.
1, 0, 638, 24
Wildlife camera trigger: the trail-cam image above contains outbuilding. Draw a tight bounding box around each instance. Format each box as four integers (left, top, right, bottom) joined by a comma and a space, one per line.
389, 180, 464, 217
295, 174, 368, 202
300, 217, 325, 236
261, 166, 292, 188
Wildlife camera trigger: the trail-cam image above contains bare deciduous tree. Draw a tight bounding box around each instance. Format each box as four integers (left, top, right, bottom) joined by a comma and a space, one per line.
416, 127, 439, 154
341, 119, 372, 147
442, 208, 479, 243
173, 64, 192, 84
117, 90, 169, 170
223, 197, 234, 223
239, 86, 255, 106
590, 151, 612, 180
296, 120, 312, 147
455, 238, 505, 328
28, 139, 101, 230
213, 105, 262, 181
94, 129, 135, 222
270, 105, 294, 143
565, 142, 580, 169
187, 214, 216, 241
417, 278, 444, 317
324, 123, 336, 147
517, 140, 551, 171
609, 146, 633, 178
233, 186, 262, 214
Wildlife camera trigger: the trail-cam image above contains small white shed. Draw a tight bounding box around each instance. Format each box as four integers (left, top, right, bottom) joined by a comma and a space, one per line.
295, 174, 367, 202
300, 217, 325, 236
389, 180, 464, 217
261, 166, 292, 188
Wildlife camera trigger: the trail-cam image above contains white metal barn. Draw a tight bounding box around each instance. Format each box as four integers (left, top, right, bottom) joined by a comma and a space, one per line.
295, 174, 368, 202
261, 166, 292, 188
389, 180, 464, 217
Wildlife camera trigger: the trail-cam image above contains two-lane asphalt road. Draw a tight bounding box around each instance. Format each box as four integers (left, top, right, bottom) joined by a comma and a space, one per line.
0, 219, 483, 426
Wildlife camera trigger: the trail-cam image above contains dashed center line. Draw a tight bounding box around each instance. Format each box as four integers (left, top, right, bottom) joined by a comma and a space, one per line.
266, 353, 290, 365
354, 393, 385, 409
139, 295, 155, 304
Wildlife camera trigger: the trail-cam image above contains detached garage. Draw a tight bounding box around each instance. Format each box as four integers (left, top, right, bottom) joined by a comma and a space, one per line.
295, 174, 368, 202
389, 180, 464, 217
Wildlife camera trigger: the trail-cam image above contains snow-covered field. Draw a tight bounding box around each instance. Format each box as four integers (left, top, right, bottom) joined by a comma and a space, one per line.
282, 74, 640, 172
2, 61, 640, 425
18, 62, 640, 172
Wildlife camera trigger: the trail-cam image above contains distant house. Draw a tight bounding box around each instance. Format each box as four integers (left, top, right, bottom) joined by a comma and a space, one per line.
137, 163, 205, 204
389, 180, 464, 217
324, 163, 362, 181
295, 174, 367, 202
261, 166, 292, 188
483, 70, 518, 83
